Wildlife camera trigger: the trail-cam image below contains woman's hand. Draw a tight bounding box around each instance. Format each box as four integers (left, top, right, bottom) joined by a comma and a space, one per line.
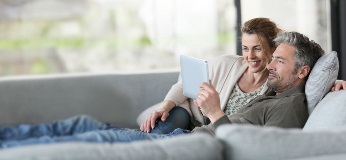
140, 100, 175, 133
194, 80, 224, 123
332, 80, 346, 91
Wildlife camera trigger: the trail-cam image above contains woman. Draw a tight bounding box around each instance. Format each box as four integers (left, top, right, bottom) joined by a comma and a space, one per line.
140, 17, 283, 133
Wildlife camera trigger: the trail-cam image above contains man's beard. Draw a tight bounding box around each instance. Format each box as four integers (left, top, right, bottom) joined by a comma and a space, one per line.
268, 70, 297, 93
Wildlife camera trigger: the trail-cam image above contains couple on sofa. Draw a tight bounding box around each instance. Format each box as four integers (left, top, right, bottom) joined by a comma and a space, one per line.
0, 18, 345, 149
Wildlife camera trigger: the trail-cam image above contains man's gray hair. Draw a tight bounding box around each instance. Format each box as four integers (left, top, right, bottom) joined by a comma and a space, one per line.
274, 32, 324, 73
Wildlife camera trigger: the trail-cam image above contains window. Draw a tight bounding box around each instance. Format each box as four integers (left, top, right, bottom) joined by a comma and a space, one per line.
0, 0, 237, 76
241, 0, 331, 52
0, 0, 330, 76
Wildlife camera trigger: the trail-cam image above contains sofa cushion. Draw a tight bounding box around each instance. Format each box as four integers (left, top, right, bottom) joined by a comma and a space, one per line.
305, 51, 339, 115
216, 124, 346, 160
0, 133, 223, 160
304, 90, 346, 130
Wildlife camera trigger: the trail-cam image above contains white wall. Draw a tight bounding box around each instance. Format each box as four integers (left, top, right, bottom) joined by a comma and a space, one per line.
241, 0, 330, 52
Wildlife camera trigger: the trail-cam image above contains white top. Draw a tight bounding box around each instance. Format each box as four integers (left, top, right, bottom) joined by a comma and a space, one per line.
224, 82, 266, 115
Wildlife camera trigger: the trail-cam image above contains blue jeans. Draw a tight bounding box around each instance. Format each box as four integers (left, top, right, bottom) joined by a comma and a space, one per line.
150, 106, 191, 134
0, 107, 191, 149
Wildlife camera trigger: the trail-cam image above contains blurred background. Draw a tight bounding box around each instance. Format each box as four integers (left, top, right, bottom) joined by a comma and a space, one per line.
0, 0, 333, 76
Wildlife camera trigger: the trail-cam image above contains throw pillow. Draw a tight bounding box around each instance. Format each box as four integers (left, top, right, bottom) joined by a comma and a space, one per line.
305, 51, 339, 115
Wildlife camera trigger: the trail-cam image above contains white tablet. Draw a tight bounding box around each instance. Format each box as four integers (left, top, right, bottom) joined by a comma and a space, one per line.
180, 54, 209, 99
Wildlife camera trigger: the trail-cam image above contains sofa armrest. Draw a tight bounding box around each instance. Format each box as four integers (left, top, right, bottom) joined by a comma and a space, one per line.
0, 71, 179, 128
216, 124, 346, 160
304, 90, 346, 130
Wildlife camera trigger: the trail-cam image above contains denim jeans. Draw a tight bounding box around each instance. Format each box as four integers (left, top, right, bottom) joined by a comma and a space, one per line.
150, 106, 191, 134
0, 107, 191, 149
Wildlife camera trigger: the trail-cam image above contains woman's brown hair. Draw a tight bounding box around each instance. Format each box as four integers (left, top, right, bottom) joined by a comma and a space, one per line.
242, 17, 283, 50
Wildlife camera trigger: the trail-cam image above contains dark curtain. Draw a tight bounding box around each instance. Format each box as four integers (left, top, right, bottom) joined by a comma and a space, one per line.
331, 0, 346, 79
235, 0, 242, 56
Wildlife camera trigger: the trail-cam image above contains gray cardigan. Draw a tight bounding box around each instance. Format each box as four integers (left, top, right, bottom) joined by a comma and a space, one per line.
193, 83, 309, 135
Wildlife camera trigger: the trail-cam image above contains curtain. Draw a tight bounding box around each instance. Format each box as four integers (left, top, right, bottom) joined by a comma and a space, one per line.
331, 0, 346, 79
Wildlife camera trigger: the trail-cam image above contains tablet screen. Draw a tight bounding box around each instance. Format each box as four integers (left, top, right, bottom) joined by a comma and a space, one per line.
180, 55, 209, 99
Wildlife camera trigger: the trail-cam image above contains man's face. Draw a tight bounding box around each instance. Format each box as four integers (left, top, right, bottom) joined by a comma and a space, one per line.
267, 43, 303, 94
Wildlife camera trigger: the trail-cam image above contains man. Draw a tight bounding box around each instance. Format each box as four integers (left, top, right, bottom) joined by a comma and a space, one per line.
0, 32, 326, 148
193, 31, 323, 134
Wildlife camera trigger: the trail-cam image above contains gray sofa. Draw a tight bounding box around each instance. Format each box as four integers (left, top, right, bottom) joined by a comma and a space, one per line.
0, 71, 346, 160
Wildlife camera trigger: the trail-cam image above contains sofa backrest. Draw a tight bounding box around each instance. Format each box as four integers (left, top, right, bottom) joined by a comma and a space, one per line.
0, 71, 179, 128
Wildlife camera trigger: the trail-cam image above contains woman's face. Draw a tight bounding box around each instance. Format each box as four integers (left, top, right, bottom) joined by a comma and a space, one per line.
241, 33, 273, 73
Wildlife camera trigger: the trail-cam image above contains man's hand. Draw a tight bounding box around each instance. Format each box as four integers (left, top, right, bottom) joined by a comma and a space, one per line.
194, 80, 224, 123
332, 80, 346, 91
140, 100, 175, 133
